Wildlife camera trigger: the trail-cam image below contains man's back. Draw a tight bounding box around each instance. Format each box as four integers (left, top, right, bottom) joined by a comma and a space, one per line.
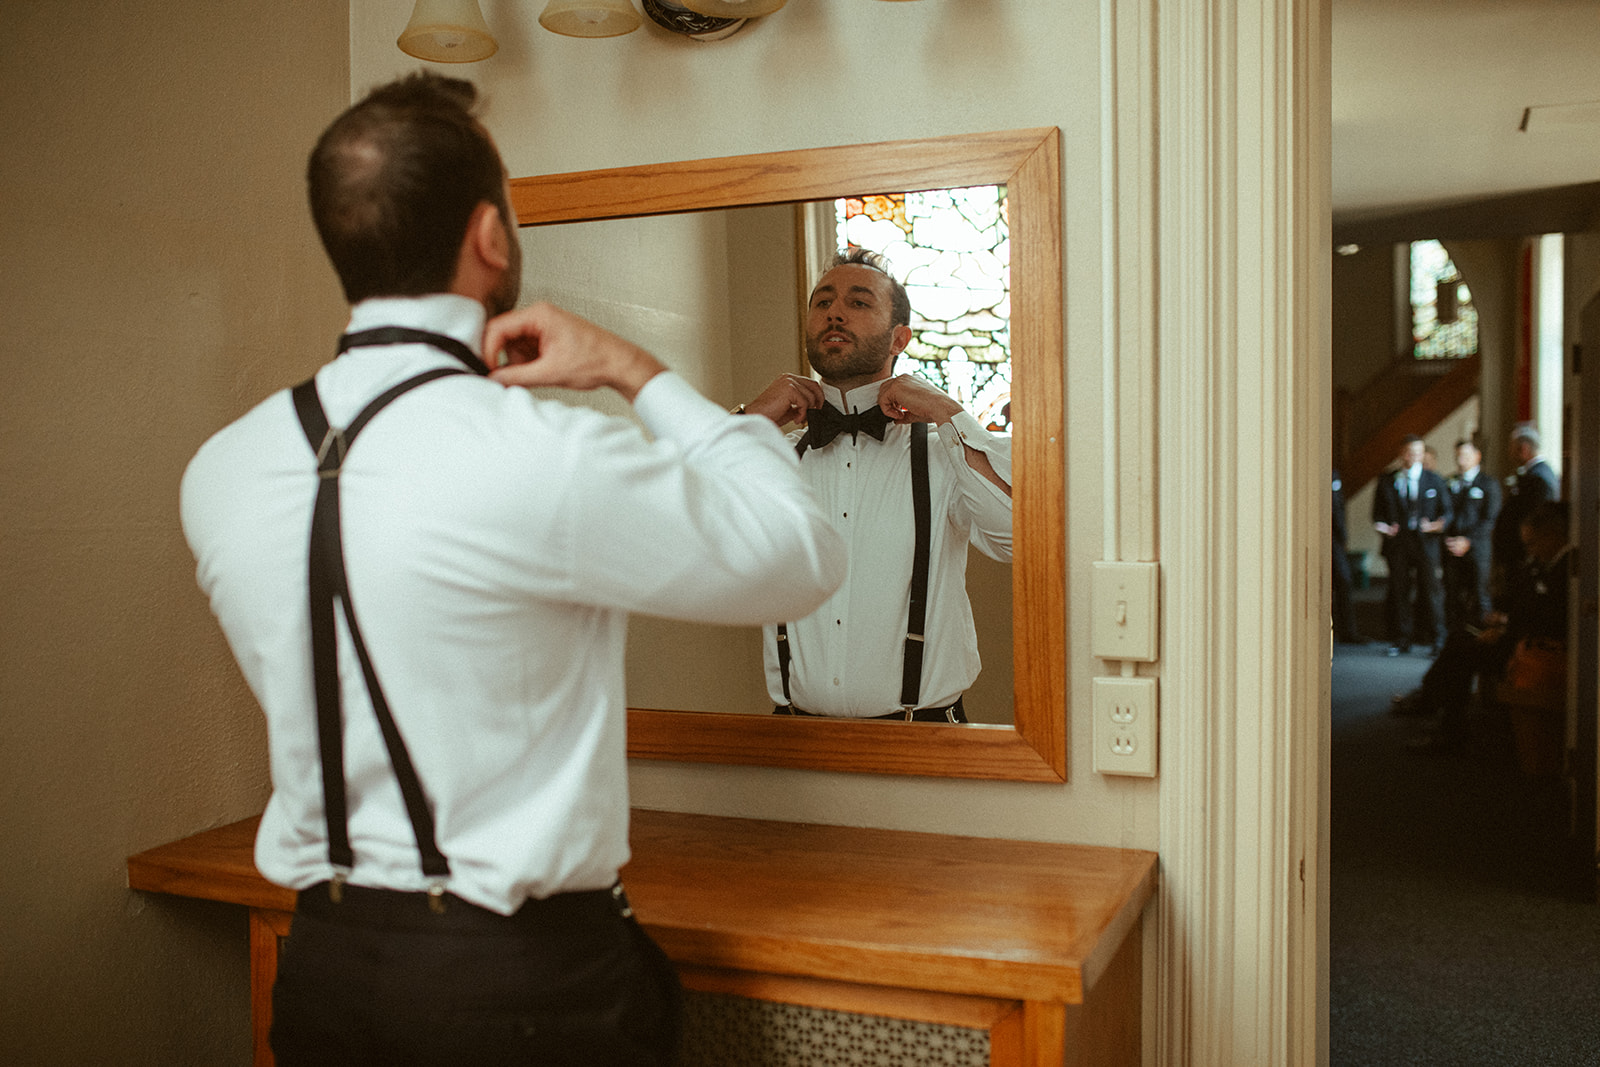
183, 297, 845, 914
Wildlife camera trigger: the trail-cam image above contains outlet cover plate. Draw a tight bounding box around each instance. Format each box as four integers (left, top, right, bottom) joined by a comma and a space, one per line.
1093, 676, 1158, 777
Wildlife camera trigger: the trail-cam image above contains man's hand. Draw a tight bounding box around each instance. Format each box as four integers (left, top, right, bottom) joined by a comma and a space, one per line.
877, 375, 963, 426
880, 375, 1010, 497
483, 302, 665, 402
1419, 518, 1446, 534
1374, 522, 1400, 538
1445, 535, 1471, 557
745, 374, 825, 427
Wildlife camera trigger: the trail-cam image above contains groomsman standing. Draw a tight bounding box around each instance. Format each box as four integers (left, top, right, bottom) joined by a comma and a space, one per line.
1442, 437, 1499, 631
1373, 435, 1453, 655
1491, 422, 1559, 589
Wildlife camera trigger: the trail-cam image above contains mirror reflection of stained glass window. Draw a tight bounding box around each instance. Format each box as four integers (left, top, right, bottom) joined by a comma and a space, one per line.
833, 186, 1012, 432
1410, 239, 1478, 360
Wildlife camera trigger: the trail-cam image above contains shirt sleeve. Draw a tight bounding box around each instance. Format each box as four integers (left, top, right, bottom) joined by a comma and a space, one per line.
935, 412, 1013, 563
548, 372, 847, 625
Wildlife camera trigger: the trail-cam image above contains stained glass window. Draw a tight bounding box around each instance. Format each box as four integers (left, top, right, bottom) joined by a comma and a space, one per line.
1410, 239, 1478, 360
835, 185, 1011, 431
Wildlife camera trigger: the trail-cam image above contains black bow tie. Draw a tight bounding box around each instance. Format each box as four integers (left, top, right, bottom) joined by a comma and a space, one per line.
804, 403, 892, 449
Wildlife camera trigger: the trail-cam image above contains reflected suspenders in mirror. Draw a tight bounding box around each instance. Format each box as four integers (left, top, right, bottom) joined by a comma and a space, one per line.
291, 328, 488, 911
777, 424, 932, 718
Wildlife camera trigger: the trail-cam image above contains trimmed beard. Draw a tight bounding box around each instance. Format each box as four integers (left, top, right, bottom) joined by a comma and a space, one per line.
806, 324, 896, 384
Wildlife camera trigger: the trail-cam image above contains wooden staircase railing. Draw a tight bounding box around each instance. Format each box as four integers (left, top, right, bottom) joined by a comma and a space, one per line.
1336, 354, 1481, 494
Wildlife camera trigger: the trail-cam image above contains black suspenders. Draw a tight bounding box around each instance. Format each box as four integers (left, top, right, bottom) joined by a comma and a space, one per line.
779, 423, 931, 713
290, 328, 486, 909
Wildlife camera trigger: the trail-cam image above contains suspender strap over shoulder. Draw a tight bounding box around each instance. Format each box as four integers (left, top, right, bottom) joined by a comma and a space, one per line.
779, 422, 931, 713
290, 328, 485, 897
900, 422, 931, 709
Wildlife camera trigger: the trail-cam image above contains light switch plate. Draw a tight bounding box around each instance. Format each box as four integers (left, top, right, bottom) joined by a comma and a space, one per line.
1093, 676, 1158, 777
1091, 561, 1159, 662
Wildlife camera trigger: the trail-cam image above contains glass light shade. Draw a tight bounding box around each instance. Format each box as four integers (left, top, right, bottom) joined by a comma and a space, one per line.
540, 0, 643, 37
677, 0, 785, 16
398, 0, 498, 62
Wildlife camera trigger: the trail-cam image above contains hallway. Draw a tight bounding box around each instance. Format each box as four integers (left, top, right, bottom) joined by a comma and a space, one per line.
1329, 636, 1600, 1064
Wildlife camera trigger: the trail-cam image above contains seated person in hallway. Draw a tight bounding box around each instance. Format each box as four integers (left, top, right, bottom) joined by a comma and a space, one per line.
181, 73, 845, 1065
1442, 436, 1500, 631
1396, 501, 1570, 752
1372, 435, 1452, 656
739, 248, 1013, 722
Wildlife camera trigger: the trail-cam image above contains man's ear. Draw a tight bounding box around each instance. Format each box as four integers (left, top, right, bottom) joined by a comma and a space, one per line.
449, 201, 513, 303
889, 323, 915, 357
470, 201, 512, 273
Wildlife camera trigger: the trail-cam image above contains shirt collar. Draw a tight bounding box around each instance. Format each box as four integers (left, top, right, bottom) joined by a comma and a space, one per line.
1517, 456, 1545, 477
820, 379, 887, 414
345, 294, 487, 359
1460, 466, 1480, 481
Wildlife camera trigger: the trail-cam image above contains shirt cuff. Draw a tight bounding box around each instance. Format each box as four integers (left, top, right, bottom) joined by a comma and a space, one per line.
632, 371, 731, 445
936, 411, 1013, 486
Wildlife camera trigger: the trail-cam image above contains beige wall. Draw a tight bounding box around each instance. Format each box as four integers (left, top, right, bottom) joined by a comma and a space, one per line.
0, 3, 347, 1062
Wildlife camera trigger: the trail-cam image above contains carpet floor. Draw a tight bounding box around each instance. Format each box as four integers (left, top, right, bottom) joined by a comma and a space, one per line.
1330, 618, 1600, 1065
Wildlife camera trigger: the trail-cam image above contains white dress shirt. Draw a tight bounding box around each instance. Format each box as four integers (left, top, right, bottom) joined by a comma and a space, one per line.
762, 378, 1013, 717
182, 294, 844, 914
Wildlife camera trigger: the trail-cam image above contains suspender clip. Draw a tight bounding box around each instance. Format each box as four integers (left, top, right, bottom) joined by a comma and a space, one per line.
315, 427, 349, 479
611, 882, 634, 919
329, 868, 349, 904
427, 881, 449, 915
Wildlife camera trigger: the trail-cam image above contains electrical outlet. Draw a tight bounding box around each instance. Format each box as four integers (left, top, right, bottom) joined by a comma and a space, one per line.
1093, 676, 1158, 777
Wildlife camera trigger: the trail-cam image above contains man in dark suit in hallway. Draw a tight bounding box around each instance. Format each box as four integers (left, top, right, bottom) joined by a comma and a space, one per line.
1491, 422, 1559, 589
1373, 435, 1452, 655
1443, 437, 1499, 631
1332, 469, 1364, 643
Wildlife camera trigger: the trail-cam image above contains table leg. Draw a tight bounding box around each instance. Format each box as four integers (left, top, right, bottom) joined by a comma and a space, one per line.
248, 908, 292, 1067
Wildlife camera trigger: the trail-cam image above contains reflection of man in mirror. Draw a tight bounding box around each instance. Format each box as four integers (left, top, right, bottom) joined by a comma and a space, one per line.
740, 248, 1014, 722
181, 73, 844, 1065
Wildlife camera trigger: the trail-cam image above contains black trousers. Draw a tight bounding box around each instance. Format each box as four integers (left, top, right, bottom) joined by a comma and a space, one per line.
1384, 533, 1444, 647
271, 881, 681, 1067
774, 695, 968, 723
1443, 550, 1491, 632
1417, 629, 1514, 744
1332, 542, 1358, 640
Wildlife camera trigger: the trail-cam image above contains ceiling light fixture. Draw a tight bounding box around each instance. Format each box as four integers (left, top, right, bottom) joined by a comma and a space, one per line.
677, 0, 786, 17
398, 0, 498, 63
540, 0, 643, 37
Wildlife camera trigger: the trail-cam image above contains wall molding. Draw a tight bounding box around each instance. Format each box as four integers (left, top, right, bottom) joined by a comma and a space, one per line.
1150, 0, 1331, 1062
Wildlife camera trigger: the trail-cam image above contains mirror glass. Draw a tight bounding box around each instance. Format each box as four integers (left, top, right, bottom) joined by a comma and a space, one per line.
517, 198, 1016, 725
509, 129, 1063, 780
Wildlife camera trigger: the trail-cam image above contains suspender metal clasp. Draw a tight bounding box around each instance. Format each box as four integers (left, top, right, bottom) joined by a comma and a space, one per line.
427, 880, 448, 915
315, 427, 349, 479
611, 882, 634, 919
329, 868, 350, 904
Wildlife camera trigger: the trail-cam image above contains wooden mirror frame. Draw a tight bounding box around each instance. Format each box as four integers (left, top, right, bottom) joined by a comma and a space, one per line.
509, 128, 1064, 781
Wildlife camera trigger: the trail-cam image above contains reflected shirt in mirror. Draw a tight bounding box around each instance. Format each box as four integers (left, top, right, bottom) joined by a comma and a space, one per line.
763, 378, 1012, 718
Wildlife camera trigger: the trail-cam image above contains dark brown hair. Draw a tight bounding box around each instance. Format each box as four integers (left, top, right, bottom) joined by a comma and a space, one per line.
307, 73, 509, 303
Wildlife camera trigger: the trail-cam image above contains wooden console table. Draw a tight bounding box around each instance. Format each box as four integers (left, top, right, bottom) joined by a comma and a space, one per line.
128, 810, 1156, 1067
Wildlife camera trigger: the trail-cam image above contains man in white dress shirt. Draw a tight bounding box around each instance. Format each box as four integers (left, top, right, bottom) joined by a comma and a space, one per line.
740, 249, 1013, 722
181, 73, 843, 1065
